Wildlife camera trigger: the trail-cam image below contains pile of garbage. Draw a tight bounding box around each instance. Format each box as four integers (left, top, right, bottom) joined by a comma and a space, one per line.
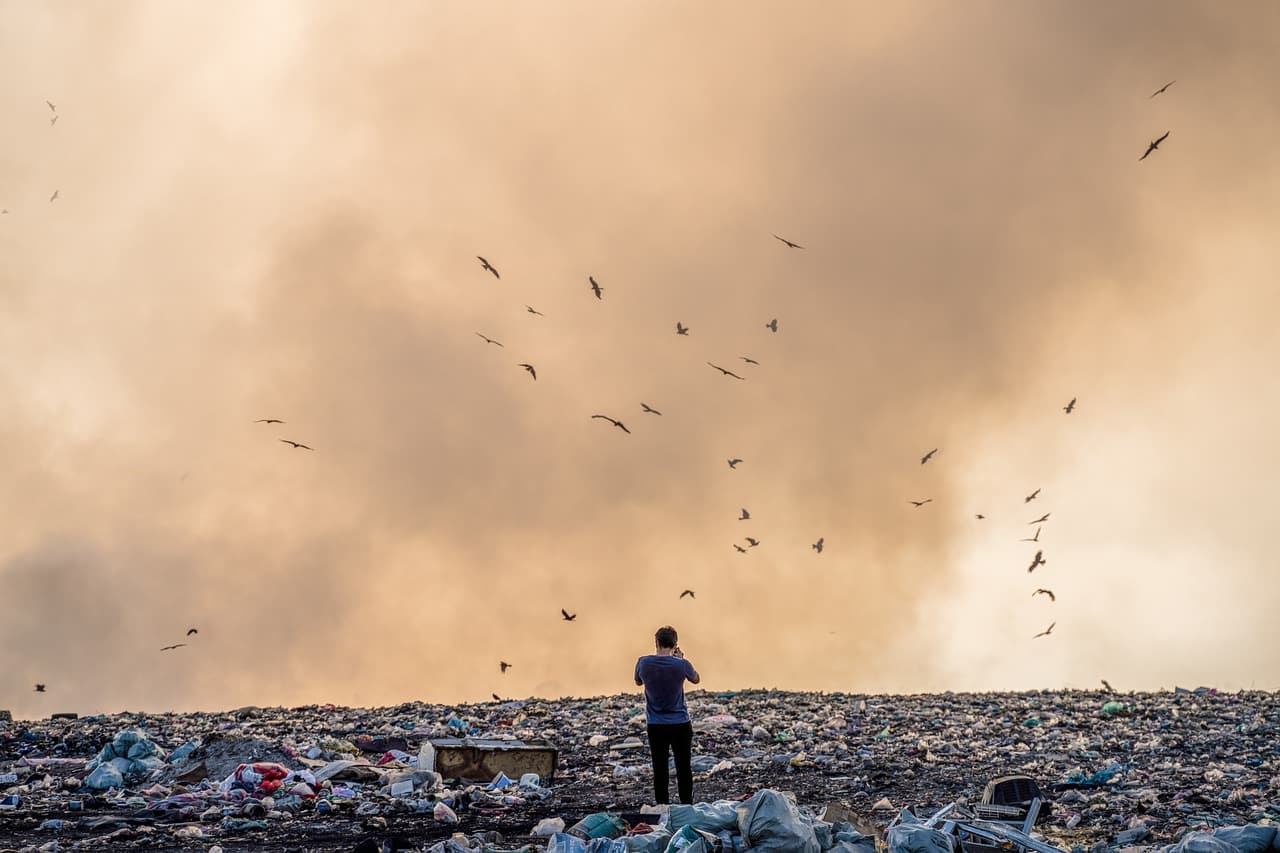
82, 727, 166, 790
0, 688, 1276, 851
525, 789, 875, 853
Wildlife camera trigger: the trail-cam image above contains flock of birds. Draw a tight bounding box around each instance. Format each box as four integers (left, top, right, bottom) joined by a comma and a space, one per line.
16, 78, 1181, 699
467, 239, 823, 699
470, 236, 1081, 686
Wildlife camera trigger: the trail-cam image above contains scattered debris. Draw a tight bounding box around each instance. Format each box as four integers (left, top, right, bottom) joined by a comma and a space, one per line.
0, 690, 1276, 851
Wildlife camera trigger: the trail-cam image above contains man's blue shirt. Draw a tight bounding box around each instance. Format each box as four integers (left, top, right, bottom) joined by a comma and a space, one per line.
634, 655, 696, 724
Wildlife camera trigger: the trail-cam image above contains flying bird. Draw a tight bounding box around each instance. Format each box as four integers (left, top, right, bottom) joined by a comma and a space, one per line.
35, 684, 46, 693
49, 190, 58, 202
740, 356, 759, 365
50, 115, 58, 126
46, 100, 56, 112
1101, 679, 1115, 693
1021, 527, 1041, 543
909, 499, 933, 507
186, 628, 198, 636
1139, 131, 1170, 161
739, 508, 750, 521
518, 363, 536, 380
727, 459, 742, 469
279, 439, 313, 450
492, 694, 502, 702
500, 661, 512, 673
921, 448, 938, 465
160, 643, 187, 652
589, 276, 603, 299
772, 234, 804, 249
680, 590, 695, 600
1025, 489, 1041, 503
641, 403, 662, 415
765, 318, 778, 333
254, 419, 284, 424
1033, 622, 1056, 639
812, 537, 824, 554
1063, 397, 1077, 414
975, 514, 986, 520
707, 362, 745, 380
676, 322, 689, 336
1032, 588, 1056, 602
733, 544, 747, 553
1149, 80, 1175, 98
591, 414, 630, 434
477, 256, 500, 279
1027, 550, 1046, 573
560, 609, 577, 622
526, 305, 544, 316
744, 537, 760, 547
1028, 513, 1050, 525
475, 332, 504, 347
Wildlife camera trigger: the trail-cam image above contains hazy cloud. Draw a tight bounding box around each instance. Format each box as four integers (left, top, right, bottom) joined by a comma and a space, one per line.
2, 1, 1279, 718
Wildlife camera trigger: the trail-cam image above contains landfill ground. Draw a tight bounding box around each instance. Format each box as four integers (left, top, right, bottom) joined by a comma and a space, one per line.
2, 689, 1277, 852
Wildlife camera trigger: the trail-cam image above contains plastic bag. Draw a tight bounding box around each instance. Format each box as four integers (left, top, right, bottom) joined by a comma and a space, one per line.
1165, 827, 1280, 853
666, 825, 721, 852
84, 763, 124, 790
587, 840, 629, 853
622, 826, 672, 853
570, 813, 627, 840
1204, 826, 1278, 853
736, 789, 819, 853
885, 824, 955, 853
669, 802, 739, 833
548, 833, 588, 853
219, 762, 292, 795
534, 817, 567, 836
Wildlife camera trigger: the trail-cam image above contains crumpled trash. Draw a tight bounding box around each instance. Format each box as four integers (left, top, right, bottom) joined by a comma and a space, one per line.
82, 728, 166, 789
623, 826, 673, 853
1061, 764, 1124, 788
569, 812, 627, 840
167, 739, 199, 764
885, 824, 956, 853
664, 824, 720, 852
548, 834, 588, 853
84, 762, 125, 790
219, 762, 292, 795
534, 817, 568, 836
1163, 826, 1279, 853
737, 789, 820, 853
315, 759, 382, 783
668, 801, 739, 832
4, 688, 1280, 851
587, 841, 628, 853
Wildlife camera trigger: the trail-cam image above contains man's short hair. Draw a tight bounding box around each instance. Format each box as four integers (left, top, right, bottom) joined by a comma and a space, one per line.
655, 626, 678, 649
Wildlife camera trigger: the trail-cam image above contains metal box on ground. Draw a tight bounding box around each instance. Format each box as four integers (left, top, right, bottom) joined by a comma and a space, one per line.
430, 738, 558, 782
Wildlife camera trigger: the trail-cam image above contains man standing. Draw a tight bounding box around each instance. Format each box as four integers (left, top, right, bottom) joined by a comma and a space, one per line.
634, 625, 701, 804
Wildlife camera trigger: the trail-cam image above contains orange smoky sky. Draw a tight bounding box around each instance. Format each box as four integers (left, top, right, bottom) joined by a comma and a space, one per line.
2, 1, 1279, 719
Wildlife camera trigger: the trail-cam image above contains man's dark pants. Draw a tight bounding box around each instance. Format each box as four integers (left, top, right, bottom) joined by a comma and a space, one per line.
646, 722, 694, 804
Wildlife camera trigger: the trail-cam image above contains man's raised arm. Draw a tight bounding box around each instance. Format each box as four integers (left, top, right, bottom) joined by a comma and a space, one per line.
686, 660, 701, 685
